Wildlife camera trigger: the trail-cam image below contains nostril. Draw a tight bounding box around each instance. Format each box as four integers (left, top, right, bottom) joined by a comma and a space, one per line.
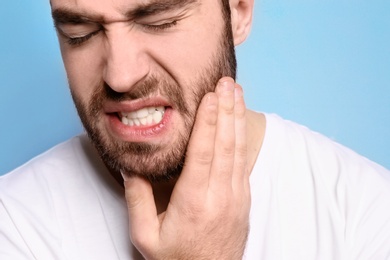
104, 82, 128, 101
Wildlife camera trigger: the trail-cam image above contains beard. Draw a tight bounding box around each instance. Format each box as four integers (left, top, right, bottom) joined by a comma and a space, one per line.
70, 20, 236, 183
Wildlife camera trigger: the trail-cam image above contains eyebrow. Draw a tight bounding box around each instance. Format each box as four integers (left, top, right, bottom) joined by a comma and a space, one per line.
127, 0, 199, 18
52, 0, 199, 25
52, 8, 104, 25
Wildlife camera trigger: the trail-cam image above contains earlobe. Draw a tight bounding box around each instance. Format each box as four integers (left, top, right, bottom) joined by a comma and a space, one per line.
230, 0, 254, 46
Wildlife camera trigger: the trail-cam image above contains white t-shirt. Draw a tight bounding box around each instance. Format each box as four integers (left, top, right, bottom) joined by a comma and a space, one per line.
1, 114, 390, 259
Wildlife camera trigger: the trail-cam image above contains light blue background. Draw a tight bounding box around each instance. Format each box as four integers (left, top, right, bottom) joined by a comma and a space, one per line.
1, 0, 389, 175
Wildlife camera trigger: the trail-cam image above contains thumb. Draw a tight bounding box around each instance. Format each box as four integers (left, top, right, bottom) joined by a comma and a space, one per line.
122, 172, 159, 249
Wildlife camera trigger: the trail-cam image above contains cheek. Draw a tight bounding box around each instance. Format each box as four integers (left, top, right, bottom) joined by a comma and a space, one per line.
147, 27, 222, 85
60, 43, 105, 103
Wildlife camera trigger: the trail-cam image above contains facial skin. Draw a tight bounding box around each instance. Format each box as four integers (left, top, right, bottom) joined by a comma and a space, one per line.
51, 0, 236, 181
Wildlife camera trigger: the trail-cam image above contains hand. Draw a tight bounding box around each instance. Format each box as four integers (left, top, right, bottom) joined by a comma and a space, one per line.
123, 77, 251, 259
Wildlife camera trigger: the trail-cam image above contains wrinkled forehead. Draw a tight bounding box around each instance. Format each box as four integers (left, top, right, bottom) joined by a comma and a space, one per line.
50, 0, 202, 21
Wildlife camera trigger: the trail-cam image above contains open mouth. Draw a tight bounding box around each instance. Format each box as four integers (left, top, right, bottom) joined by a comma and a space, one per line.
119, 106, 166, 127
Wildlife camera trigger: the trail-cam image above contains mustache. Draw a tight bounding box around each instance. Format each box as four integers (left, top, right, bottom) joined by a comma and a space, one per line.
103, 75, 163, 101
89, 74, 189, 116
102, 76, 162, 102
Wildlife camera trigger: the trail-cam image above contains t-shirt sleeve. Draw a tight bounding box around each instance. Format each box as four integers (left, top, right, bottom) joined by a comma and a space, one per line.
302, 121, 390, 258
344, 163, 390, 258
276, 114, 390, 258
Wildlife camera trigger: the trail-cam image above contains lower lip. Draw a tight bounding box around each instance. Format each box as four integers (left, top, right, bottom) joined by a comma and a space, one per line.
105, 108, 173, 142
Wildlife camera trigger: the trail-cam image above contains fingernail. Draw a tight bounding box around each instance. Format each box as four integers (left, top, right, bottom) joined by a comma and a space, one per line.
206, 93, 218, 108
120, 170, 129, 181
220, 80, 235, 93
235, 86, 243, 98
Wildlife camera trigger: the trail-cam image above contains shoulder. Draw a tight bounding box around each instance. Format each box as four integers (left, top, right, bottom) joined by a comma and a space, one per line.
0, 135, 91, 258
0, 134, 110, 213
0, 135, 98, 212
0, 134, 91, 192
0, 134, 127, 259
262, 113, 389, 178
250, 113, 390, 257
259, 113, 390, 199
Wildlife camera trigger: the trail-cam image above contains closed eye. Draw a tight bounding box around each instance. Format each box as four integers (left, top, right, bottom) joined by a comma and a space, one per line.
136, 20, 178, 32
55, 22, 102, 46
64, 29, 101, 46
139, 20, 178, 32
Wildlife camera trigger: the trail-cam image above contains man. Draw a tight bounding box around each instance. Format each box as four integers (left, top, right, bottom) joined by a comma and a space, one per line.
1, 0, 389, 259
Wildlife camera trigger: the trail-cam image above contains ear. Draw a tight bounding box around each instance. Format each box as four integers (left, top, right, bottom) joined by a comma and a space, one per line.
230, 0, 254, 46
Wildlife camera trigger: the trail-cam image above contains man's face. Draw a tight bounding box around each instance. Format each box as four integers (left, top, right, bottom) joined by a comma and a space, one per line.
51, 0, 236, 181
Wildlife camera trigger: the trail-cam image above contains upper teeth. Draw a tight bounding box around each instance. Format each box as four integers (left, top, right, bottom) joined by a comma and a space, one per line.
120, 106, 165, 126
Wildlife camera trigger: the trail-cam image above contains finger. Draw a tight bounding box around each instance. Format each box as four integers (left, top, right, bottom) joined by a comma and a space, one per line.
177, 92, 218, 192
231, 84, 249, 194
122, 173, 159, 251
209, 77, 236, 189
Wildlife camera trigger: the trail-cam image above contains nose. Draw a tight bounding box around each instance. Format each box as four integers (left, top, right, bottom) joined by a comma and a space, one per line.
103, 29, 150, 93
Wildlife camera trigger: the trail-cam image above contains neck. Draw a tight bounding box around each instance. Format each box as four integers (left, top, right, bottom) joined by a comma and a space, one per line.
246, 110, 266, 173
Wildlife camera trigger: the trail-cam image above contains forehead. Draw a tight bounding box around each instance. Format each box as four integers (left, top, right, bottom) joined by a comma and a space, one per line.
50, 0, 205, 21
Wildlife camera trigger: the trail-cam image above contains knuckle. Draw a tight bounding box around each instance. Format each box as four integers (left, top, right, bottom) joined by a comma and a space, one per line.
235, 103, 246, 118
130, 230, 145, 246
235, 144, 247, 157
125, 192, 144, 211
222, 103, 235, 115
129, 228, 155, 254
220, 142, 235, 156
191, 149, 213, 165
